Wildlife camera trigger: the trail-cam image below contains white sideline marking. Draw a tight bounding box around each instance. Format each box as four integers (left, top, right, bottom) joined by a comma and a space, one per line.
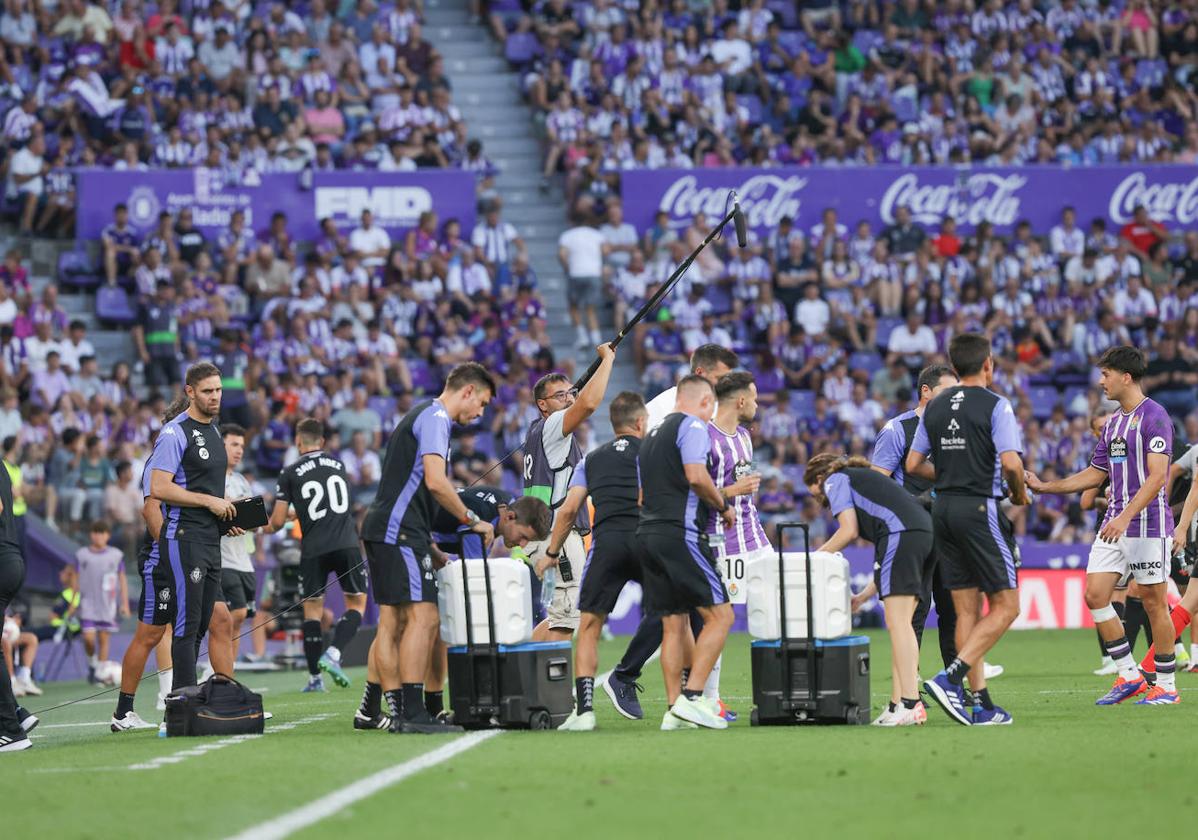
228, 730, 503, 840
41, 721, 112, 729
126, 713, 333, 771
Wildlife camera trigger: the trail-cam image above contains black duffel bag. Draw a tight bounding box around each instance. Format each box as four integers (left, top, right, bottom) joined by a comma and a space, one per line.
165, 673, 265, 737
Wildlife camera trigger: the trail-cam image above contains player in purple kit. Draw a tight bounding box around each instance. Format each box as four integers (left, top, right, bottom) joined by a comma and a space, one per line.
1027, 347, 1180, 706
703, 372, 769, 718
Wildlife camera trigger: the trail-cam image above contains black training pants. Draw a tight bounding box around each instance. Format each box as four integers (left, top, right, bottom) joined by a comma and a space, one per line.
0, 549, 25, 735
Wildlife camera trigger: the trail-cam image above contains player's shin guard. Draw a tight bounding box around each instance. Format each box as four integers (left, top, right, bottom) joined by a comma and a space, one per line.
1155, 653, 1177, 691
702, 655, 722, 700
329, 609, 362, 660
1139, 605, 1193, 674
302, 620, 323, 677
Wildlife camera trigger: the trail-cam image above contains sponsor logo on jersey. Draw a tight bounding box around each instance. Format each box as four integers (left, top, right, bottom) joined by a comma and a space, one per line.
1110, 436, 1128, 463
1149, 436, 1167, 453
613, 438, 629, 452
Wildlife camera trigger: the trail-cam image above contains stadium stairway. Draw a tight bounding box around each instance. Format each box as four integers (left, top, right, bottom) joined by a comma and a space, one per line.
425, 0, 641, 441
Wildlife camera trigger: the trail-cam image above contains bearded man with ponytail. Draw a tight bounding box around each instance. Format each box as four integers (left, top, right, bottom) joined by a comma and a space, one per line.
804, 452, 934, 727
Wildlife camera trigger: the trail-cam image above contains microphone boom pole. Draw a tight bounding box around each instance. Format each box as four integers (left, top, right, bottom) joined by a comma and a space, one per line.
574, 202, 740, 390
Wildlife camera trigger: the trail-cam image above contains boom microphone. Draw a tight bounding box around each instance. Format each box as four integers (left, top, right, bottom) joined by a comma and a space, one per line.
732, 191, 748, 248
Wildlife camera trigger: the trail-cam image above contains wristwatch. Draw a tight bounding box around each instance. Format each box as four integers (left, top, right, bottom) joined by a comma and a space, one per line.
546, 548, 560, 559
461, 509, 480, 526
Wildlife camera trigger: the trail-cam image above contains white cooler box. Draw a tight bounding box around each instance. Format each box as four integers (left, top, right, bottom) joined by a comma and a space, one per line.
438, 557, 533, 646
745, 550, 852, 640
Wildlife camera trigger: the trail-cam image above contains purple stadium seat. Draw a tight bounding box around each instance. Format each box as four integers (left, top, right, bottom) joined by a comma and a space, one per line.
788, 389, 816, 417
95, 285, 137, 326
736, 94, 764, 124
1135, 59, 1167, 88
852, 29, 884, 54
849, 350, 881, 371
505, 31, 538, 68
875, 317, 901, 349
367, 395, 397, 424
1028, 385, 1061, 420
57, 249, 93, 279
703, 284, 733, 316
766, 0, 800, 30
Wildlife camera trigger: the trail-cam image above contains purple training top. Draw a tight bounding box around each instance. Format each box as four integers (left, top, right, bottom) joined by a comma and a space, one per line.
706, 422, 769, 555
1090, 397, 1175, 539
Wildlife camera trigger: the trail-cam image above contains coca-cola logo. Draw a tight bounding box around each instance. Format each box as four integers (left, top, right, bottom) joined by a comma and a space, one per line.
657, 174, 807, 230
1108, 172, 1198, 224
879, 172, 1027, 227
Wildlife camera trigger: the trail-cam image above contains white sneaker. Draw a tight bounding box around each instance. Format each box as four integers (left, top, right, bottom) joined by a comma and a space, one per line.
669, 695, 728, 730
156, 693, 167, 711
558, 710, 596, 731
0, 732, 31, 752
1093, 656, 1118, 676
983, 663, 1004, 680
12, 681, 24, 697
19, 677, 42, 697
660, 710, 697, 731
111, 711, 156, 732
871, 707, 898, 726
887, 703, 928, 727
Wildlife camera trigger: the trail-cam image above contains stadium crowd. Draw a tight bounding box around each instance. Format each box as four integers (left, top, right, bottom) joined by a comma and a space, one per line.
0, 0, 497, 237
505, 0, 1198, 183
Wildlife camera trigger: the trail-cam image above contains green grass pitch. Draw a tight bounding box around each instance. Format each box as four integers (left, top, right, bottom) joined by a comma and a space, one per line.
4, 629, 1194, 839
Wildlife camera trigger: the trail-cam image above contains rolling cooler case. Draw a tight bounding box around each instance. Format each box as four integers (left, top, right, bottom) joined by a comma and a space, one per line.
446, 549, 573, 730
750, 522, 871, 726
165, 673, 265, 736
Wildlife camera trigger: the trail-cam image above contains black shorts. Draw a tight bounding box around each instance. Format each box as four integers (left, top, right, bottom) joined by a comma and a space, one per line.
577, 528, 643, 616
638, 528, 728, 616
221, 569, 258, 615
158, 537, 222, 638
932, 495, 1019, 594
138, 537, 176, 627
298, 547, 368, 599
874, 529, 934, 598
364, 540, 437, 606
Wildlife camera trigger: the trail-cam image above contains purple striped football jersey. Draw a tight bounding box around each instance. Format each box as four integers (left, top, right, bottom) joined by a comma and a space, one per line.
706, 422, 769, 554
1090, 397, 1174, 539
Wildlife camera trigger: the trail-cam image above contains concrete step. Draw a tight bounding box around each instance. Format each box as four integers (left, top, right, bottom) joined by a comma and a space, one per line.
431, 25, 489, 43
445, 56, 508, 76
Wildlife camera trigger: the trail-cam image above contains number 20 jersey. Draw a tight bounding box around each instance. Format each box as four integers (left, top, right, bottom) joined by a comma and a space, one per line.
275, 450, 361, 560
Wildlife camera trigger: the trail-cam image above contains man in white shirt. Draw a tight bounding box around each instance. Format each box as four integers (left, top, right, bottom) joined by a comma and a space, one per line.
58, 320, 96, 374
348, 209, 391, 269
471, 199, 524, 286
793, 282, 831, 337
837, 381, 885, 439
7, 133, 45, 235
683, 313, 733, 354
710, 19, 753, 79
23, 320, 61, 374
644, 344, 740, 431
0, 284, 16, 327
558, 208, 609, 349
886, 312, 938, 371
1049, 205, 1085, 264
599, 200, 638, 271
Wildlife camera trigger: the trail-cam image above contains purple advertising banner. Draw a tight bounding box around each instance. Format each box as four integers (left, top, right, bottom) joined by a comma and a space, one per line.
604, 541, 1097, 635
621, 165, 1198, 236
75, 168, 477, 242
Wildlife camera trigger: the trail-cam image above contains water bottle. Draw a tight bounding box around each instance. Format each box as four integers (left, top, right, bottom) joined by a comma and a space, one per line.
540, 566, 557, 609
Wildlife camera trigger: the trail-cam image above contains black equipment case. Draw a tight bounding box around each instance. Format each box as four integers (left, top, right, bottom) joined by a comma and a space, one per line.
446, 549, 573, 730
165, 673, 265, 736
750, 522, 871, 726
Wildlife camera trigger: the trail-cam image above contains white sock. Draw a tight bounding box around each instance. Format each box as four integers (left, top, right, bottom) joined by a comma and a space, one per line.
702, 655, 722, 700
89, 654, 99, 668
326, 646, 341, 662
158, 668, 173, 697
1157, 660, 1177, 691
16, 666, 30, 681
1099, 655, 1113, 665
1192, 644, 1198, 662
576, 325, 588, 342
589, 328, 602, 345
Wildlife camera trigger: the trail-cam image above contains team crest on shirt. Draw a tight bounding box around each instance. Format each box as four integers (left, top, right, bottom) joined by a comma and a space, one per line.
1129, 415, 1141, 430
159, 587, 171, 601
1110, 437, 1128, 463
189, 567, 202, 583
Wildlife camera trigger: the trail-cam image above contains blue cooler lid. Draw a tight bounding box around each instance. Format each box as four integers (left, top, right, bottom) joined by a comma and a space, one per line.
448, 641, 572, 654
750, 635, 869, 649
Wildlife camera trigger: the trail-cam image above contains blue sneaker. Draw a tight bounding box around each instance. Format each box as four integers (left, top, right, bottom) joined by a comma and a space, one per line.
1134, 685, 1180, 705
602, 673, 644, 720
922, 671, 972, 725
971, 705, 1013, 725
318, 652, 351, 688
1095, 676, 1147, 705
302, 674, 327, 693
